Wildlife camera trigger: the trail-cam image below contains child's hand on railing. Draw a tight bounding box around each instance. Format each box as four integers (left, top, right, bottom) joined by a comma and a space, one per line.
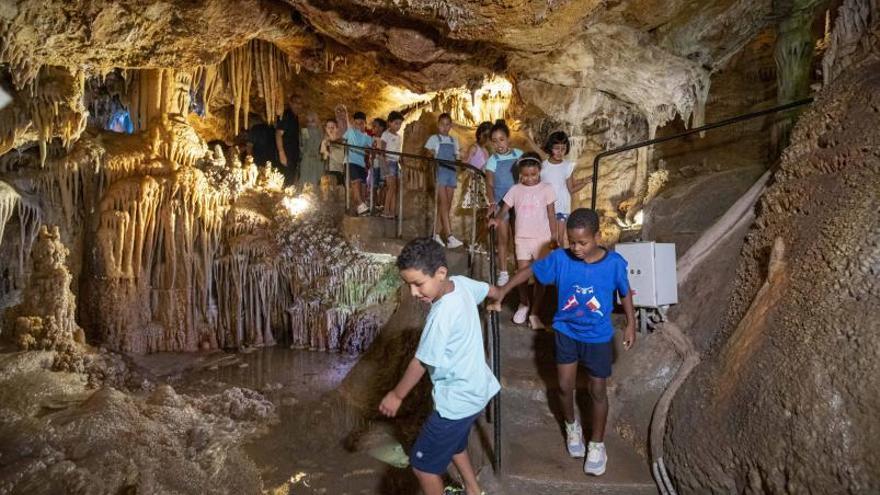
486, 203, 497, 219
486, 285, 505, 312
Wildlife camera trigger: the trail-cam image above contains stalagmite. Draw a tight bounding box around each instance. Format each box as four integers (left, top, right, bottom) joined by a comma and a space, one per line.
5, 225, 85, 358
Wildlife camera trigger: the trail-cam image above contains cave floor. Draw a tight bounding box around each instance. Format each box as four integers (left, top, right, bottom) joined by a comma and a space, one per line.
128, 315, 658, 495
157, 347, 418, 494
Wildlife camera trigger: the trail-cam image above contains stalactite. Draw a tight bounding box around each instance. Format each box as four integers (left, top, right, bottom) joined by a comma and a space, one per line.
124, 69, 193, 132
252, 40, 290, 125
0, 67, 87, 164
0, 181, 20, 250
223, 43, 253, 135
193, 65, 221, 117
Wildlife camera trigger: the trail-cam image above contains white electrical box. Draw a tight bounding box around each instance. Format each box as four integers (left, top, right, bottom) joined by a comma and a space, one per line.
614, 242, 678, 308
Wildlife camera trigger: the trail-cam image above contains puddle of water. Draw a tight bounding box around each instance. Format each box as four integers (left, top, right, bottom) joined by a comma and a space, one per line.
176, 347, 419, 495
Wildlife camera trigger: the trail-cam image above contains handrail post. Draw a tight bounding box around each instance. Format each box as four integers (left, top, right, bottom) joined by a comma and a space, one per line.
397, 164, 404, 238
344, 145, 351, 212
487, 224, 501, 473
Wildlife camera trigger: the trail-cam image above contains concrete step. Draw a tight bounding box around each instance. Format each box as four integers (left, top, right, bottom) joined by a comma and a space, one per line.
488, 312, 657, 495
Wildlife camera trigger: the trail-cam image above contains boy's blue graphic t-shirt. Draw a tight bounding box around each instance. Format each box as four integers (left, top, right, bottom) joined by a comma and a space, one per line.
532, 248, 631, 343
415, 276, 501, 420
343, 128, 373, 167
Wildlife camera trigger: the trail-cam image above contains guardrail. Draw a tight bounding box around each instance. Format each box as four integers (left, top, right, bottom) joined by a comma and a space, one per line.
589, 98, 814, 209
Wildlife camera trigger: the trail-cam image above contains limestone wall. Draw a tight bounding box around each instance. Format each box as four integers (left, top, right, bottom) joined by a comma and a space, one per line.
664, 6, 880, 491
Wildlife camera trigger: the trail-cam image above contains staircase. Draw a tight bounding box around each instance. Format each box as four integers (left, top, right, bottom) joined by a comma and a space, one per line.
488, 312, 657, 494
346, 216, 657, 494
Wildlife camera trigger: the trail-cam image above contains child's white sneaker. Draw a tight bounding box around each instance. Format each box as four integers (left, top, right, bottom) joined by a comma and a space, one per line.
584, 441, 607, 476
446, 235, 463, 249
496, 271, 509, 286
356, 203, 369, 215
433, 234, 445, 246
513, 304, 529, 324
565, 420, 586, 458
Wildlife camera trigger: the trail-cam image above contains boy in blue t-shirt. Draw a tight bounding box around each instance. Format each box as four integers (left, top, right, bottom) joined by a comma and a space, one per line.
335, 105, 374, 215
380, 237, 500, 495
490, 208, 636, 477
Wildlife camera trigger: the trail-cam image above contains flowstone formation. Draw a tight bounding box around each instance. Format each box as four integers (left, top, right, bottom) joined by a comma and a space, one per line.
0, 351, 277, 494
664, 5, 880, 492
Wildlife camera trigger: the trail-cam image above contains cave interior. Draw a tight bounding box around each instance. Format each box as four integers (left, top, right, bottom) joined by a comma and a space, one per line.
0, 0, 878, 494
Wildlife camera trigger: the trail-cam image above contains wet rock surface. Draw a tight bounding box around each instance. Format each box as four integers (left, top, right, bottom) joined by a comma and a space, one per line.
665, 41, 880, 495
0, 350, 276, 495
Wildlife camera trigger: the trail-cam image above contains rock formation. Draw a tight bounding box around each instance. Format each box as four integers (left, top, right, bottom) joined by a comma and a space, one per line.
664, 3, 880, 491
6, 225, 84, 353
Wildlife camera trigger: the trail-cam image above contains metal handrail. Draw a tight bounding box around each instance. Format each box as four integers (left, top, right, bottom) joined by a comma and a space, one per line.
329, 138, 504, 472
590, 97, 814, 209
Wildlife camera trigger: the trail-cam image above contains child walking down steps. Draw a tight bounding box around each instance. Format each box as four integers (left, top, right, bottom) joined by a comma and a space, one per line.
381, 238, 499, 495
489, 152, 556, 330
490, 208, 636, 477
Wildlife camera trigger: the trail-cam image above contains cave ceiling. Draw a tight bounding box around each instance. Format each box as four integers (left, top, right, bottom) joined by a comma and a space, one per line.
0, 0, 773, 140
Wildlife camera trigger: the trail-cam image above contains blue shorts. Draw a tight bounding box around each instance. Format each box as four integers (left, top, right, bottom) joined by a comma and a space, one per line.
436, 166, 457, 188
554, 331, 613, 378
555, 212, 569, 221
387, 161, 400, 178
348, 163, 367, 183
410, 410, 480, 475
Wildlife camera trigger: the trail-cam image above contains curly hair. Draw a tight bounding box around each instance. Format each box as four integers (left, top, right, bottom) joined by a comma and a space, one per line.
396, 237, 447, 275
490, 119, 510, 137
566, 208, 600, 234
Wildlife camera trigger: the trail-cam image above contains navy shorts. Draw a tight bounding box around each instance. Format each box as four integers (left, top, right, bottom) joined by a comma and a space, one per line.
410, 410, 480, 475
348, 163, 367, 183
554, 331, 613, 378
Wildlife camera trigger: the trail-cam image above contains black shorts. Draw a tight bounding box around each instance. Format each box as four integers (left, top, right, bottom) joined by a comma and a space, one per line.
348, 163, 367, 183
554, 331, 612, 378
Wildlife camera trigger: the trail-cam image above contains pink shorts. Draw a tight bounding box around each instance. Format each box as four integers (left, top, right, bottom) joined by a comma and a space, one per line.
515, 237, 551, 261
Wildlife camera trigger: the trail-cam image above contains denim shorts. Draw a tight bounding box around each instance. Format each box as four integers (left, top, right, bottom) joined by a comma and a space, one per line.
436, 166, 457, 188
386, 160, 400, 178
554, 331, 613, 378
410, 410, 480, 475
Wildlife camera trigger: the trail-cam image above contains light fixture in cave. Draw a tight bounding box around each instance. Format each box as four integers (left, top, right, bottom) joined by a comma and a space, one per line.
281, 195, 311, 217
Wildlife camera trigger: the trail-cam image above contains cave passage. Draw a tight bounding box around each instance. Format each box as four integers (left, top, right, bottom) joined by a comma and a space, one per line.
0, 0, 878, 494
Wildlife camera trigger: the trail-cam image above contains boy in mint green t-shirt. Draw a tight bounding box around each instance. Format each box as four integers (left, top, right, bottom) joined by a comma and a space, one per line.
380, 237, 500, 495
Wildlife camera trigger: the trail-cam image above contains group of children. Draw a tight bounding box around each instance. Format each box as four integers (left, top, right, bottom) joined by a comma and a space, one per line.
383, 209, 636, 495
303, 107, 637, 494
369, 106, 637, 495
317, 105, 404, 217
